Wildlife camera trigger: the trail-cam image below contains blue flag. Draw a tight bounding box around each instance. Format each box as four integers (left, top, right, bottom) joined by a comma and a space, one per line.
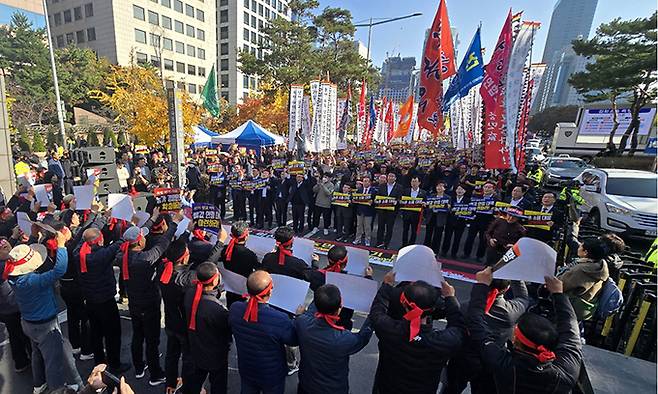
443, 28, 484, 110
368, 97, 376, 131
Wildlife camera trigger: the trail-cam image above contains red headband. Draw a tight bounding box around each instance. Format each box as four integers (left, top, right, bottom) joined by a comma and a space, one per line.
120, 232, 143, 280
160, 248, 189, 284
276, 239, 293, 265
315, 312, 344, 331
44, 238, 58, 258
108, 218, 127, 233
79, 233, 104, 273
243, 281, 273, 322
400, 291, 429, 342
514, 326, 556, 363
192, 229, 209, 243
151, 219, 166, 233
2, 249, 35, 280
321, 255, 347, 274
188, 272, 220, 331
225, 230, 249, 263
485, 288, 499, 314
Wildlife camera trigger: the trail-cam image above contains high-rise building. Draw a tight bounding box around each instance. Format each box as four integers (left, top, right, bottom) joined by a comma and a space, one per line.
0, 0, 45, 27
353, 40, 367, 60
217, 0, 290, 105
45, 0, 216, 97
532, 0, 598, 113
378, 56, 416, 103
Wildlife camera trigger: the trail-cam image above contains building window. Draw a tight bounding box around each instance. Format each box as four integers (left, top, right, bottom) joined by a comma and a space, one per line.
133, 5, 145, 20
220, 10, 228, 23
220, 26, 228, 39
187, 64, 196, 75
197, 48, 205, 59
136, 52, 148, 65
196, 9, 204, 21
244, 0, 249, 7
186, 25, 195, 37
220, 43, 229, 55
165, 79, 174, 88
151, 55, 161, 68
66, 32, 75, 44
221, 92, 229, 100
175, 41, 185, 53
176, 81, 185, 90
250, 77, 256, 89
164, 59, 174, 71
163, 37, 173, 50
251, 46, 256, 55
185, 4, 194, 17
56, 35, 64, 48
221, 74, 229, 88
220, 0, 228, 6
74, 6, 82, 20
243, 44, 249, 52
188, 84, 197, 94
197, 29, 205, 41
187, 45, 195, 57
84, 3, 93, 17
175, 20, 184, 33
251, 15, 256, 28
251, 0, 257, 11
148, 10, 159, 25
135, 29, 147, 44
258, 19, 263, 29
220, 59, 228, 71
258, 4, 263, 16
161, 0, 171, 7
76, 30, 85, 43
198, 67, 206, 77
243, 11, 249, 24
251, 31, 257, 44
265, 8, 270, 19
176, 62, 185, 73
149, 33, 160, 47
86, 28, 96, 41
162, 15, 172, 29
54, 13, 62, 26
174, 0, 183, 12
63, 9, 72, 23
243, 28, 249, 41
243, 74, 249, 88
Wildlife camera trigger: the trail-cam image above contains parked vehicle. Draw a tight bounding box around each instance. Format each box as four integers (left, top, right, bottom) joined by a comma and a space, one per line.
542, 155, 591, 187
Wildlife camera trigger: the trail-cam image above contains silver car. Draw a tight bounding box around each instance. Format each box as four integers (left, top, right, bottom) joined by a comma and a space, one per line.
542, 156, 591, 187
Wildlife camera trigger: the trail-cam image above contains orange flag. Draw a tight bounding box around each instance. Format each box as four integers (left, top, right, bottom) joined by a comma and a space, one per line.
393, 95, 414, 138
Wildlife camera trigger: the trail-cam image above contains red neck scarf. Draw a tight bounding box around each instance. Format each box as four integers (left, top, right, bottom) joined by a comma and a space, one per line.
79, 233, 104, 273
192, 229, 209, 243
44, 238, 59, 258
188, 272, 219, 331
320, 256, 347, 274
119, 233, 143, 280
276, 239, 293, 265
2, 248, 34, 280
242, 281, 273, 322
225, 230, 249, 263
485, 289, 499, 314
514, 326, 556, 363
400, 291, 429, 342
160, 248, 189, 284
108, 218, 126, 233
315, 312, 344, 331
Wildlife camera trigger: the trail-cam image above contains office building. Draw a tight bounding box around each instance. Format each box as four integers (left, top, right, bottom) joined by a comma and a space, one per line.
378, 56, 415, 103
45, 0, 216, 96
0, 0, 45, 27
353, 40, 367, 60
217, 0, 290, 105
533, 0, 598, 112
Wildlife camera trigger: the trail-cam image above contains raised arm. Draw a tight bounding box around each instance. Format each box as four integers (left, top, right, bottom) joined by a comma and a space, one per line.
546, 277, 582, 384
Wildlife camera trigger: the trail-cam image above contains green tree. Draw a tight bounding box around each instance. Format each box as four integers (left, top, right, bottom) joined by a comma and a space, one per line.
569, 13, 657, 155
527, 106, 579, 134
32, 132, 46, 152
46, 128, 59, 149
103, 127, 118, 146
17, 128, 31, 152
87, 132, 100, 146
117, 131, 127, 146
56, 45, 111, 111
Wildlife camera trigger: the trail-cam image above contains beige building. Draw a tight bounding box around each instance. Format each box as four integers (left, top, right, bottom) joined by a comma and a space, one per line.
1, 0, 44, 15
45, 0, 216, 96
217, 0, 290, 104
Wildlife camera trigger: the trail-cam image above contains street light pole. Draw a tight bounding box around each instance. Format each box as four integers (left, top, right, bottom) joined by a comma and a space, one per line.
42, 0, 67, 147
356, 12, 422, 67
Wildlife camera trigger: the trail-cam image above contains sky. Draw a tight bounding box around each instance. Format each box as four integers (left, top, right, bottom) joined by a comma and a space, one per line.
319, 0, 657, 68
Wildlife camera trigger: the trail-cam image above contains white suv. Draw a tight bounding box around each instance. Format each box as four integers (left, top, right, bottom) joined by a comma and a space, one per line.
575, 169, 657, 238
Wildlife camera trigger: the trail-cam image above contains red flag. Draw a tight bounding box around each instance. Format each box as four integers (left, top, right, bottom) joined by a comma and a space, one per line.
481, 10, 513, 170
358, 79, 367, 120
385, 101, 395, 142
516, 78, 534, 171
394, 95, 414, 138
418, 0, 456, 138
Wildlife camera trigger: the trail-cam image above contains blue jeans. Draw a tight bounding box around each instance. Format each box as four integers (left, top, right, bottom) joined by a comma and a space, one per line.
240, 377, 285, 394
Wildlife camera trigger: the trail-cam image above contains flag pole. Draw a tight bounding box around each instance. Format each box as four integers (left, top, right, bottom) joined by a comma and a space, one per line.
42, 0, 67, 147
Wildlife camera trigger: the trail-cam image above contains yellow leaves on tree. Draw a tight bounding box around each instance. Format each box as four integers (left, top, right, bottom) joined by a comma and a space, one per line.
90, 65, 202, 146
204, 89, 288, 135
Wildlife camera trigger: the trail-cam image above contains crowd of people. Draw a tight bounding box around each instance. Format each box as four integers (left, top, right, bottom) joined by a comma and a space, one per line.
0, 141, 630, 394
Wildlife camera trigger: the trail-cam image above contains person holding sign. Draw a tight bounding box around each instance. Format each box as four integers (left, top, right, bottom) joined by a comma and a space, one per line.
334, 183, 354, 242
231, 165, 248, 222
219, 221, 260, 308
485, 209, 527, 266
353, 176, 376, 246
468, 268, 582, 394
261, 227, 312, 281
294, 284, 373, 394
463, 181, 498, 261
274, 171, 291, 227
228, 270, 301, 394
288, 174, 311, 235
209, 163, 229, 220
424, 182, 450, 254
375, 173, 403, 249
526, 192, 562, 244
256, 168, 277, 230
400, 176, 427, 247
441, 185, 471, 258
312, 174, 335, 236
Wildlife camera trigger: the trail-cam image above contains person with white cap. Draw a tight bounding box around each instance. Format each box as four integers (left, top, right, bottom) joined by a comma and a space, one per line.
6, 229, 83, 393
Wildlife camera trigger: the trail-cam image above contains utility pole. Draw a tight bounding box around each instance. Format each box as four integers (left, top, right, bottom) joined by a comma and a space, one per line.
42, 0, 67, 147
355, 12, 423, 68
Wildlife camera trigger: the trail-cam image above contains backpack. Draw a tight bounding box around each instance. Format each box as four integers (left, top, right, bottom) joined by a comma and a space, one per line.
594, 278, 624, 319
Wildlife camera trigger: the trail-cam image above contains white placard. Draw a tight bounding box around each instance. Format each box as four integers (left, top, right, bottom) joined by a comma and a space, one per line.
293, 237, 314, 266
73, 185, 94, 210
578, 108, 656, 136
175, 217, 190, 239
218, 264, 248, 296
107, 193, 125, 209
325, 272, 379, 313
246, 235, 277, 260
17, 176, 32, 188
393, 245, 444, 288
109, 194, 134, 222
493, 237, 557, 284
16, 212, 32, 237
33, 184, 52, 206
134, 211, 150, 227
344, 246, 369, 276
269, 274, 309, 314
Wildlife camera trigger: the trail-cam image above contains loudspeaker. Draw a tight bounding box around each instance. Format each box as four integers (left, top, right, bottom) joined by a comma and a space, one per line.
96, 178, 122, 195
83, 164, 118, 180
133, 194, 150, 212
72, 147, 116, 165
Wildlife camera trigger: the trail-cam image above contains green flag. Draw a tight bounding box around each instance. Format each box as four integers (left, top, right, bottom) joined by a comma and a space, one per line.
201, 64, 220, 117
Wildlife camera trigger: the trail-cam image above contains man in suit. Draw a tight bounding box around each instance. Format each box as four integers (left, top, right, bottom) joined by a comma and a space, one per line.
462, 181, 499, 261
231, 165, 248, 221
256, 168, 276, 229
442, 184, 470, 258
401, 176, 427, 247
354, 176, 377, 246
247, 168, 261, 226
288, 174, 310, 234
527, 192, 562, 243
375, 172, 403, 249
506, 185, 531, 210
210, 164, 229, 220
274, 171, 290, 227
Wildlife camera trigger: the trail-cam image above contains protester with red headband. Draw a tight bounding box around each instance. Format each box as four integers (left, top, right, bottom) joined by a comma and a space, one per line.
295, 284, 373, 394
228, 270, 301, 394
468, 267, 582, 393
261, 226, 310, 281
369, 271, 465, 394
184, 262, 230, 394
117, 212, 181, 386
219, 221, 259, 308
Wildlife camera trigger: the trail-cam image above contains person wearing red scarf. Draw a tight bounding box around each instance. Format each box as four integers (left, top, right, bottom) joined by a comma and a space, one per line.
467, 268, 582, 394
294, 284, 373, 394
219, 221, 259, 309
183, 262, 230, 394
261, 226, 308, 281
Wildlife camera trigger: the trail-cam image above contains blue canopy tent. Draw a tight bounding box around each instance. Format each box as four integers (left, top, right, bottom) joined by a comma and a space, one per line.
192, 125, 220, 148
211, 120, 285, 155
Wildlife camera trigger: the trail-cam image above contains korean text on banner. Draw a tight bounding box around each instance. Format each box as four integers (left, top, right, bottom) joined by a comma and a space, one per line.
192, 203, 222, 235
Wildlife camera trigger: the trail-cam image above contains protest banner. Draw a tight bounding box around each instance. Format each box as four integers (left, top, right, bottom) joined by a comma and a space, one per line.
472, 197, 496, 215
351, 193, 372, 205
240, 179, 255, 192
493, 238, 557, 284
229, 178, 242, 190
192, 203, 222, 235
374, 196, 396, 211
153, 188, 182, 213
33, 184, 52, 206
206, 162, 221, 173
452, 203, 476, 219
399, 156, 415, 167
426, 196, 450, 212
246, 235, 277, 260
17, 212, 32, 237
399, 196, 424, 212
288, 161, 305, 175
494, 201, 512, 216
523, 210, 553, 230
418, 157, 434, 169
134, 145, 149, 154
209, 173, 226, 186
272, 158, 287, 170
325, 272, 378, 313
331, 192, 351, 207
252, 178, 268, 189
293, 237, 315, 266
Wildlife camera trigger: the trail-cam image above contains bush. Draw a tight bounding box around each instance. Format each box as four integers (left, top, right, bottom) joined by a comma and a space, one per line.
32, 132, 46, 152
18, 129, 31, 152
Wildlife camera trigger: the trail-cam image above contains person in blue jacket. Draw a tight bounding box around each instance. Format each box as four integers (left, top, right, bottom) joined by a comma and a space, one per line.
7, 231, 83, 393
295, 284, 373, 394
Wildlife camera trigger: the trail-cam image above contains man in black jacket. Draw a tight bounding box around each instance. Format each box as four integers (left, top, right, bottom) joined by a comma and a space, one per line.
210, 163, 229, 219
288, 174, 310, 234
185, 262, 231, 394
462, 181, 498, 261
274, 171, 290, 227
261, 226, 309, 281
400, 176, 427, 247
256, 168, 276, 229
467, 268, 582, 394
369, 273, 465, 394
219, 221, 260, 308
354, 176, 376, 246
375, 173, 403, 249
